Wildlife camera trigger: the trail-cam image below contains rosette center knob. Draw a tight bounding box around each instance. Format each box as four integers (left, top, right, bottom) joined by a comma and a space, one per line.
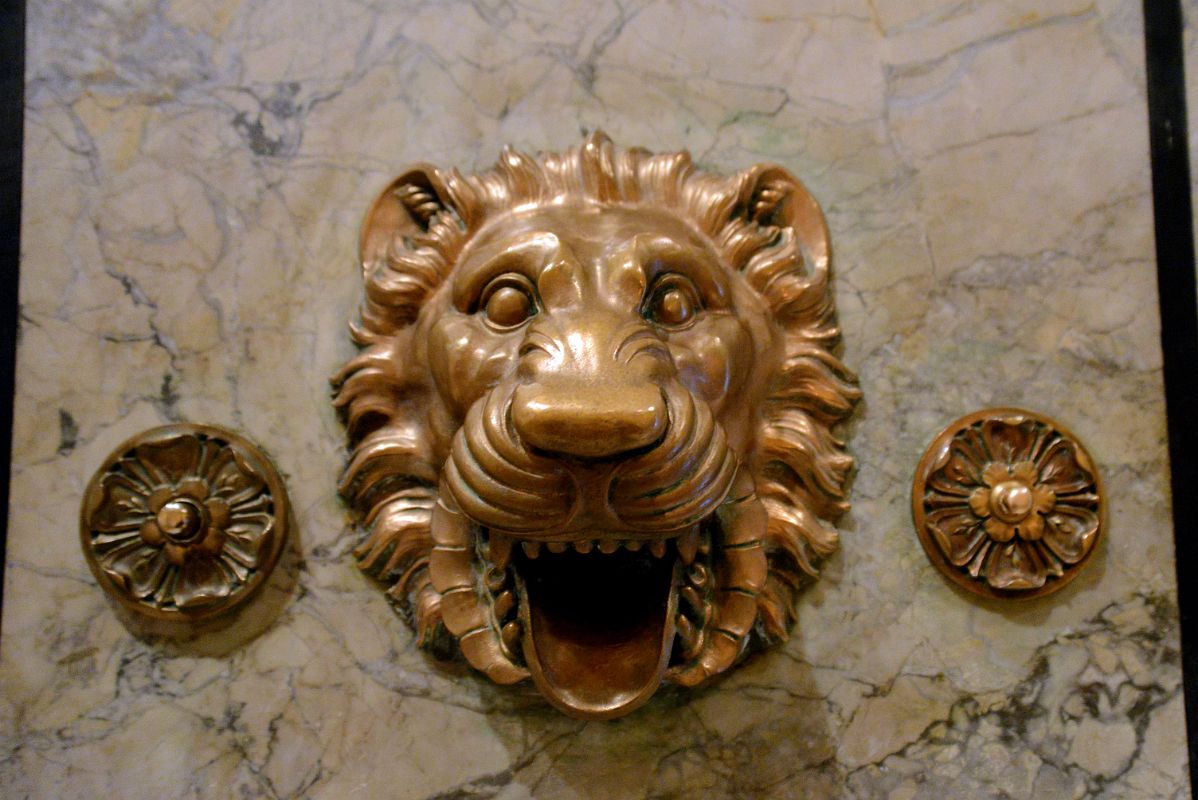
157, 498, 206, 543
990, 480, 1033, 523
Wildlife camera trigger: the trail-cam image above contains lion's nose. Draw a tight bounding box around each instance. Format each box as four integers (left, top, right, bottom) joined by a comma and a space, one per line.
512, 383, 667, 459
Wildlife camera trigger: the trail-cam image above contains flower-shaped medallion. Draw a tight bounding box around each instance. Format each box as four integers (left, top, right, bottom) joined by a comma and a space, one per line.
912, 409, 1103, 599
80, 424, 289, 627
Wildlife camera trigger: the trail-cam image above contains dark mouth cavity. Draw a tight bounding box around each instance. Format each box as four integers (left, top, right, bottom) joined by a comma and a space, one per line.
517, 545, 674, 650
511, 540, 680, 718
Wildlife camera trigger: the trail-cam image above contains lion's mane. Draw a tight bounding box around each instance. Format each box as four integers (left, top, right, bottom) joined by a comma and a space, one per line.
332, 132, 860, 648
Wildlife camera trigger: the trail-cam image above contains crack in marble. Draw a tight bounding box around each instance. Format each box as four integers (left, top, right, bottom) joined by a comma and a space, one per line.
1, 1, 1185, 797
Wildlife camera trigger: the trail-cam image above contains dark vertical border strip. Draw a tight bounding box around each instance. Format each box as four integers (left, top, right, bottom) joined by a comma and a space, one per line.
1143, 0, 1198, 787
0, 0, 24, 630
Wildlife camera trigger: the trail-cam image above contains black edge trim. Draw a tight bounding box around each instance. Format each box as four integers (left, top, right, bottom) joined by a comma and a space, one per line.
1143, 0, 1198, 785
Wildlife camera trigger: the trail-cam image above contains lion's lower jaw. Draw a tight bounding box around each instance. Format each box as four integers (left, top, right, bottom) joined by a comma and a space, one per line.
425, 484, 769, 720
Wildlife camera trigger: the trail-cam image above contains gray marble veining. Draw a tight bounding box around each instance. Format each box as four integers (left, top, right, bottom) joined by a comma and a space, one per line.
1, 1, 1186, 797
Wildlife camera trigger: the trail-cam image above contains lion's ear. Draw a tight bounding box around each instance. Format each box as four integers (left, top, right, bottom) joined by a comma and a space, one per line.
359, 165, 457, 271
734, 165, 830, 273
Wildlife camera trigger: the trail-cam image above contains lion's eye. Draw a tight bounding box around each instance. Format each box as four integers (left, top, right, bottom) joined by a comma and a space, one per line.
480, 275, 536, 329
644, 274, 701, 328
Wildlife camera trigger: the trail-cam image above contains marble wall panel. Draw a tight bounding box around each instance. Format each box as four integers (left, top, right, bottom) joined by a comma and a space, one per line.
1, 1, 1186, 798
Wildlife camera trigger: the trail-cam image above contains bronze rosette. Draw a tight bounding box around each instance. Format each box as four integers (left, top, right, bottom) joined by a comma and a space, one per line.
912, 408, 1104, 600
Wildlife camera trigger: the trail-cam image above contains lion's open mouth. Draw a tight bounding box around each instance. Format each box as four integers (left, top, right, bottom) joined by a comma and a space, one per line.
428, 469, 768, 718
493, 531, 705, 718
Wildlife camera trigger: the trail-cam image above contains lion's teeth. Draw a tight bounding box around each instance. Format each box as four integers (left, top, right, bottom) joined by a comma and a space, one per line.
675, 613, 703, 660
501, 620, 521, 649
522, 541, 541, 559
624, 540, 643, 552
493, 590, 515, 619
488, 534, 513, 570
598, 539, 619, 554
649, 540, 667, 558
484, 566, 506, 592
677, 528, 699, 565
573, 540, 594, 554
547, 542, 568, 554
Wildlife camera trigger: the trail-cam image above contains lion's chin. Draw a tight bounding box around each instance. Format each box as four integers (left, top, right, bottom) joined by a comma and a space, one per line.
513, 538, 682, 720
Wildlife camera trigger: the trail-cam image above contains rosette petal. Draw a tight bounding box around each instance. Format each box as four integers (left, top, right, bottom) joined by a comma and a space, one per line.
165, 542, 188, 566
984, 516, 1016, 543
926, 506, 976, 537
927, 507, 988, 565
1018, 512, 1044, 541
222, 512, 273, 568
193, 526, 226, 559
135, 434, 202, 486
204, 497, 231, 530
207, 447, 267, 503
929, 441, 984, 490
90, 473, 152, 532
139, 518, 164, 547
982, 462, 1010, 487
1032, 486, 1056, 514
174, 558, 231, 608
175, 477, 210, 502
968, 488, 991, 518
1036, 439, 1094, 495
984, 540, 1047, 590
146, 486, 175, 513
1042, 504, 1099, 563
106, 546, 169, 599
982, 418, 1037, 464
1011, 461, 1038, 485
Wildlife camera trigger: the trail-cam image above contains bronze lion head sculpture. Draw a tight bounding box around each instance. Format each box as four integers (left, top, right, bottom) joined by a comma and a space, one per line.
332, 133, 859, 719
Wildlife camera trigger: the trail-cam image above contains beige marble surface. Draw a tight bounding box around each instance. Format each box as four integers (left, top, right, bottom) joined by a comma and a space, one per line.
1, 1, 1187, 798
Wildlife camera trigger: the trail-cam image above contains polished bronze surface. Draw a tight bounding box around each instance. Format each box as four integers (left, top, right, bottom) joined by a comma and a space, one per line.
80, 423, 289, 632
912, 408, 1103, 600
332, 133, 860, 719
